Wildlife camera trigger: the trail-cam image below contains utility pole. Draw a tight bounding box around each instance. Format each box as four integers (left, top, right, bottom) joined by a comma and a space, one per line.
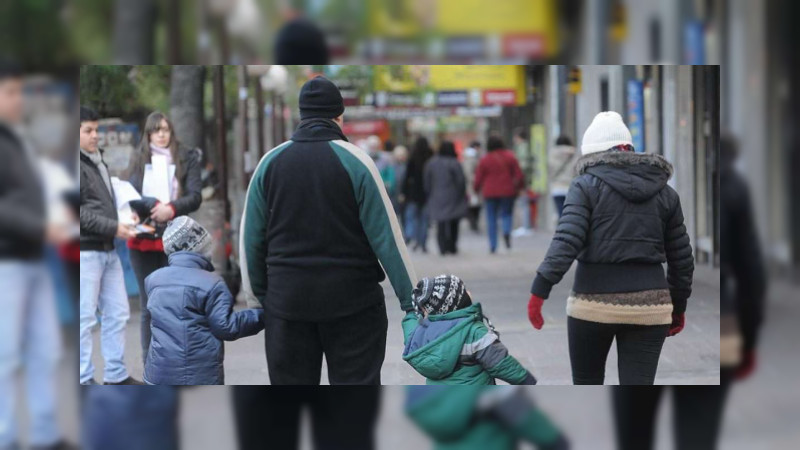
255, 76, 266, 157
212, 66, 229, 220
237, 65, 250, 189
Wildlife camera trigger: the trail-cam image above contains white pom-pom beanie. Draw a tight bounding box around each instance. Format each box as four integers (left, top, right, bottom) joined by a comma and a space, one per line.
581, 111, 633, 155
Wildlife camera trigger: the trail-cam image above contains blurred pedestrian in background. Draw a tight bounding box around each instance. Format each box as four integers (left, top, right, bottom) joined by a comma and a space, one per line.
512, 129, 534, 236
233, 387, 381, 450
406, 386, 569, 450
0, 60, 75, 450
126, 111, 203, 364
78, 106, 141, 386
402, 137, 434, 253
424, 141, 467, 255
391, 144, 409, 230
366, 134, 395, 195
548, 135, 578, 219
720, 134, 767, 382
527, 112, 694, 385
474, 135, 524, 254
462, 140, 483, 233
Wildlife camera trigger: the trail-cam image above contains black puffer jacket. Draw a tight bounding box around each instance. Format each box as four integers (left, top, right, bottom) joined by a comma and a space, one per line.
0, 123, 45, 259
531, 151, 694, 313
79, 149, 118, 252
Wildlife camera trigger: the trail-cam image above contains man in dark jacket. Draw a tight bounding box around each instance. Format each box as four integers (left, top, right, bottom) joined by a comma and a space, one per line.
240, 76, 417, 385
78, 106, 141, 385
0, 60, 75, 450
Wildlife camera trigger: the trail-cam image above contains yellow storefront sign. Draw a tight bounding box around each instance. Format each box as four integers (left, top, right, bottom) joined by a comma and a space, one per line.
374, 65, 527, 105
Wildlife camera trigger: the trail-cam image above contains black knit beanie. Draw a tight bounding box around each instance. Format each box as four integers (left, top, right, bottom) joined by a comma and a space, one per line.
412, 275, 472, 317
298, 76, 344, 120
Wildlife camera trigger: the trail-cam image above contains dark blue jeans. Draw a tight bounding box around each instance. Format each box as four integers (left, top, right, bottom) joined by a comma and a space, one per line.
484, 196, 515, 251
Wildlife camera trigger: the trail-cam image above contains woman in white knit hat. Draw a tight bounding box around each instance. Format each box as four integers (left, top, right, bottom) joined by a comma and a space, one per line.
525, 111, 694, 385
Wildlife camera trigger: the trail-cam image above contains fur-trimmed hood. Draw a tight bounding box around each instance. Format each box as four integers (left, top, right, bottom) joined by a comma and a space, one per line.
575, 151, 674, 203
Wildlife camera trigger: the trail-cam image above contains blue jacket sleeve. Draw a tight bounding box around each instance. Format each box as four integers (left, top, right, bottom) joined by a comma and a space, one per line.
205, 281, 265, 341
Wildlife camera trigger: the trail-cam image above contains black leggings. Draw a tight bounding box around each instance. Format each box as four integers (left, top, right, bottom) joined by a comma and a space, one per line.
568, 317, 669, 385
436, 218, 460, 255
128, 248, 169, 363
232, 387, 381, 450
613, 376, 733, 450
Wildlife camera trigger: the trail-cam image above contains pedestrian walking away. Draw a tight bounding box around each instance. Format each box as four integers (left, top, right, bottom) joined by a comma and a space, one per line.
424, 141, 467, 255
402, 137, 434, 253
240, 76, 417, 385
144, 217, 263, 385
474, 136, 524, 253
527, 111, 694, 385
548, 135, 578, 219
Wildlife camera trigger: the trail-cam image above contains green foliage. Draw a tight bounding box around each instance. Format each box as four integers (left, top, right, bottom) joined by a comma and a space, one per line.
80, 65, 172, 120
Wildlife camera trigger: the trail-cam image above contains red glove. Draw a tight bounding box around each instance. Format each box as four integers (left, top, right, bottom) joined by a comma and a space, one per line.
528, 294, 544, 330
667, 313, 685, 337
734, 350, 757, 380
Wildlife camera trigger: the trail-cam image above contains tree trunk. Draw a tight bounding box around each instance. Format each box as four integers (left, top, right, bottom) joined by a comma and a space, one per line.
170, 65, 206, 150
112, 0, 157, 64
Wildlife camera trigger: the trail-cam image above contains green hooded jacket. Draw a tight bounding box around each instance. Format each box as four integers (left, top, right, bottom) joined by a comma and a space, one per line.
402, 304, 536, 385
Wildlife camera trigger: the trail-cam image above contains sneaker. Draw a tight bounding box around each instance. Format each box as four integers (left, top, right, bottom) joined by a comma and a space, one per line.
80, 379, 98, 385
104, 377, 144, 385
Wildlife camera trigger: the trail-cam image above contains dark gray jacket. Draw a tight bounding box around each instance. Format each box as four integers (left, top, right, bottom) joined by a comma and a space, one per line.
531, 151, 694, 313
79, 149, 118, 251
0, 123, 45, 259
424, 155, 468, 222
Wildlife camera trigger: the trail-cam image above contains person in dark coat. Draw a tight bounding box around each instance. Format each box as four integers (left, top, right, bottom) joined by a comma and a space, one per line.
402, 137, 434, 252
527, 112, 694, 385
126, 111, 203, 364
144, 216, 263, 385
473, 136, 524, 253
424, 141, 468, 255
239, 76, 417, 385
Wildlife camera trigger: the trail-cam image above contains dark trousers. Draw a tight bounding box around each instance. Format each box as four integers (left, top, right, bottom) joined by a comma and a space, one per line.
233, 387, 381, 450
436, 218, 460, 255
612, 378, 732, 450
263, 302, 388, 385
128, 248, 169, 363
568, 317, 669, 385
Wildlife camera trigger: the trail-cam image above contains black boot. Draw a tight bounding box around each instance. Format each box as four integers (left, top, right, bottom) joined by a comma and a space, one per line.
503, 234, 511, 249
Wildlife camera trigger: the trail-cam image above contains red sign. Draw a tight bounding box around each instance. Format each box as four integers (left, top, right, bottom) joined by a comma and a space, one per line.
502, 34, 546, 58
482, 90, 517, 105
342, 120, 388, 135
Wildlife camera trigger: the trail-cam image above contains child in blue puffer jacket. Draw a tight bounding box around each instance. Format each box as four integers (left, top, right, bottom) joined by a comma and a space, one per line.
144, 216, 264, 385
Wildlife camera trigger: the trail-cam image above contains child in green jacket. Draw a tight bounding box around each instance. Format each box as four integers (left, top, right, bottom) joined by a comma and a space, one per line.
406, 386, 570, 450
402, 275, 537, 385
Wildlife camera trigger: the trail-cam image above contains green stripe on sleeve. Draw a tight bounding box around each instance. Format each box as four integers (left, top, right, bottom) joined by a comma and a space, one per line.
240, 141, 292, 304
329, 140, 418, 311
